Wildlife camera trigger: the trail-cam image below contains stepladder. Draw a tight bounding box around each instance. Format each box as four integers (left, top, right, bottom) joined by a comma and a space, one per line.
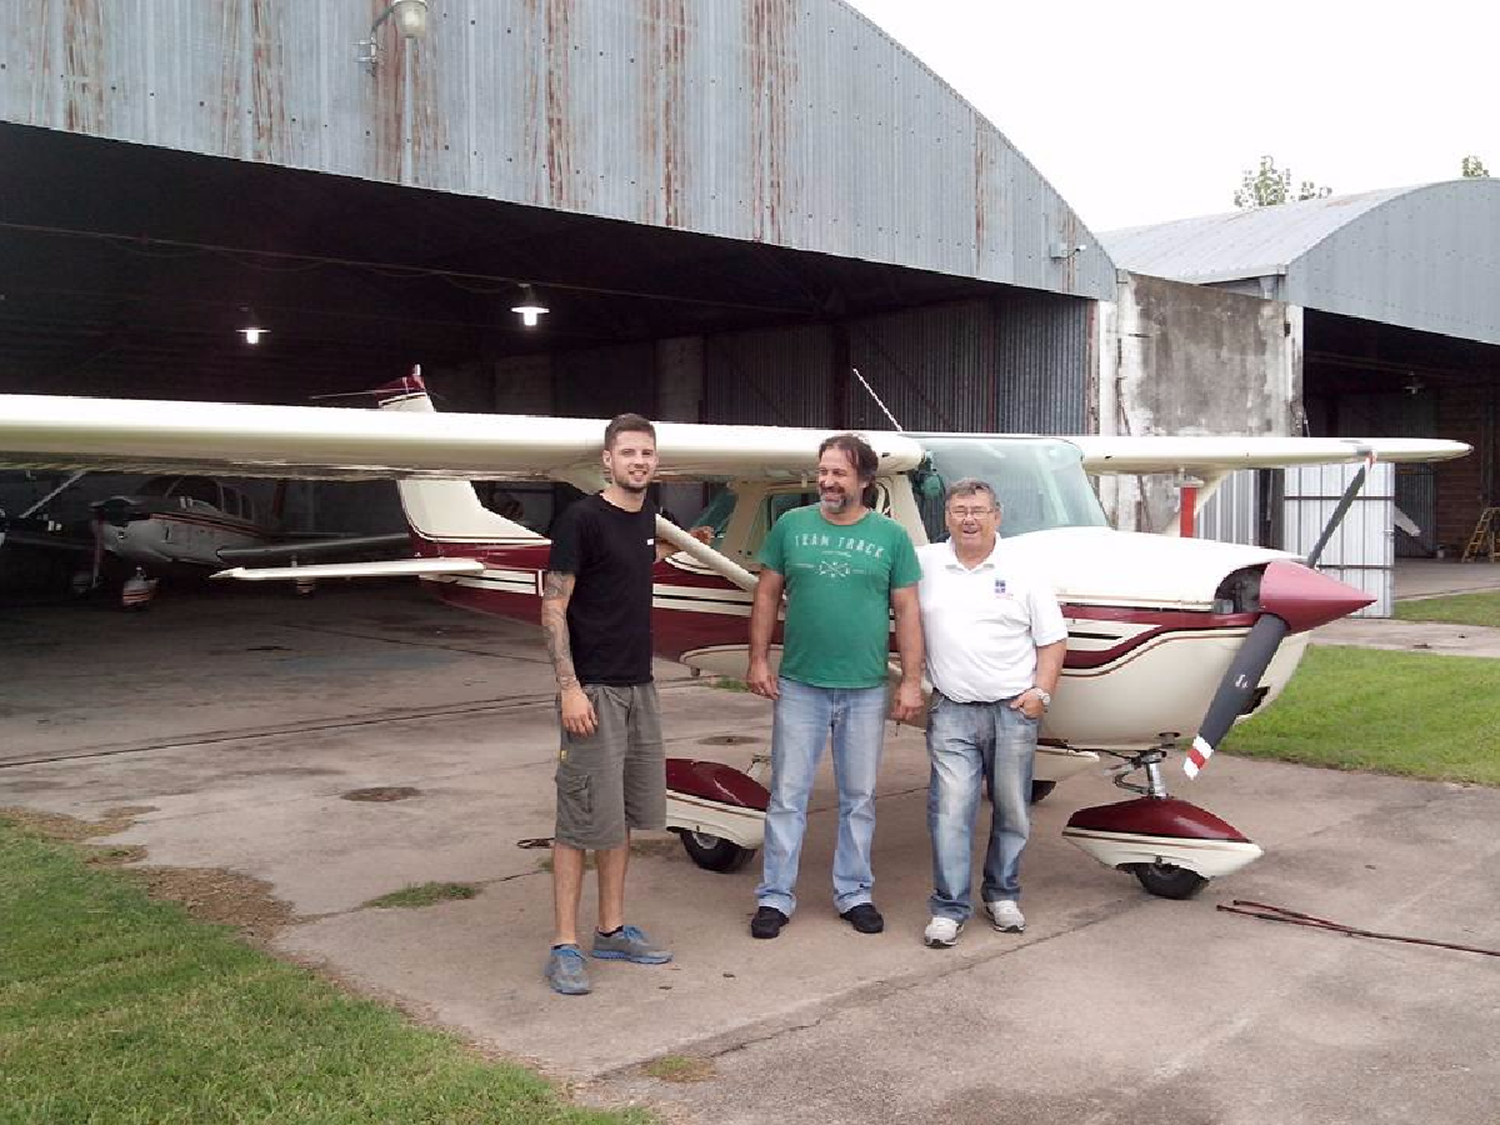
1461, 507, 1500, 562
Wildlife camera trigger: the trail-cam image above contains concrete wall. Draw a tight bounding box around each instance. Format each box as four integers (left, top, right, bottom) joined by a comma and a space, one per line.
1099, 273, 1302, 532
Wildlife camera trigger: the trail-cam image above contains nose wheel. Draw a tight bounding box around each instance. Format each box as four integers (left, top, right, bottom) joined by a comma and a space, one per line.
1062, 743, 1261, 899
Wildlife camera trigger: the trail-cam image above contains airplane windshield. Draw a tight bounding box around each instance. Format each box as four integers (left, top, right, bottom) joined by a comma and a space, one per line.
909, 436, 1108, 540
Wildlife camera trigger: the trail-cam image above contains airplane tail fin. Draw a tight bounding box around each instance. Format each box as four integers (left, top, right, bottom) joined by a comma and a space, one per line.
376, 368, 544, 544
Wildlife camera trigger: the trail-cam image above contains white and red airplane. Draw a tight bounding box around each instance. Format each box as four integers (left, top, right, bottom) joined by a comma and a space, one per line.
0, 372, 1469, 898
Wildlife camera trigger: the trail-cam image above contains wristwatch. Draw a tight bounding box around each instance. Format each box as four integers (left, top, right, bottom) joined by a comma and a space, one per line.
1029, 687, 1052, 710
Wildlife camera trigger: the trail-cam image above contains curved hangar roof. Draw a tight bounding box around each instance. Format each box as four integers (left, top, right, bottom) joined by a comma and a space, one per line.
1102, 179, 1500, 345
0, 0, 1114, 302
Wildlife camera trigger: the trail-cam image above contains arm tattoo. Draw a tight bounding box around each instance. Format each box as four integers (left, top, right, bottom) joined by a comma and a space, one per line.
541, 570, 578, 686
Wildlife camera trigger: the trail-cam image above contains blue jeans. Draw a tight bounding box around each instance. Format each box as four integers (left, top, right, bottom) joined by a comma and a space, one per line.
927, 692, 1037, 922
755, 677, 889, 916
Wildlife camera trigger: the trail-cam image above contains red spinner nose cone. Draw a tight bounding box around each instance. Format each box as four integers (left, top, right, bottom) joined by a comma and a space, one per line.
1258, 558, 1375, 633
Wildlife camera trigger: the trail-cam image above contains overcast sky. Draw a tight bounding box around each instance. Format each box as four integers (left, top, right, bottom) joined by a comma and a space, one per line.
844, 0, 1498, 234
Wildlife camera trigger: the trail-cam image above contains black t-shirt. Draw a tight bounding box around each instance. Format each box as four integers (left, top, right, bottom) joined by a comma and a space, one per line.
547, 493, 657, 685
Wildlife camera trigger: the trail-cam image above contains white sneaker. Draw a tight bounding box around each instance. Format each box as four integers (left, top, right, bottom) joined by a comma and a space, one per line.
923, 916, 964, 948
987, 899, 1026, 933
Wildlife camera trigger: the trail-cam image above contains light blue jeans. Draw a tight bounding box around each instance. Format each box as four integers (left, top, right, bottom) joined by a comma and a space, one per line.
927, 692, 1037, 922
755, 677, 889, 917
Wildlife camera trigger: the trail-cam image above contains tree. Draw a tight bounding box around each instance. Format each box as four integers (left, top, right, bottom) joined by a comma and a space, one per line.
1233, 155, 1332, 209
1461, 155, 1489, 178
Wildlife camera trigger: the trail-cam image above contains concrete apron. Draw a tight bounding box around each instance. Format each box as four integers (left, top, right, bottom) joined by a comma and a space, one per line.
3, 588, 1499, 1123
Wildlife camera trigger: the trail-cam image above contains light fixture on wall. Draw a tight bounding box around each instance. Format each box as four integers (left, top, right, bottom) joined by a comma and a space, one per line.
510, 284, 549, 328
1049, 241, 1089, 261
1404, 372, 1426, 396
237, 307, 269, 346
357, 0, 431, 73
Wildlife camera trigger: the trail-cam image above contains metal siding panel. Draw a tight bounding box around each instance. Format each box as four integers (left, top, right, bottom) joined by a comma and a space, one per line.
0, 0, 1115, 301
1283, 462, 1394, 617
994, 293, 1089, 433
1194, 470, 1259, 546
703, 323, 834, 428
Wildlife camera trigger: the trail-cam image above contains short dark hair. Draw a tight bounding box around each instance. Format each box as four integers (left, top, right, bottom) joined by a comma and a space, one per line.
817, 432, 879, 484
604, 412, 656, 450
945, 478, 1000, 514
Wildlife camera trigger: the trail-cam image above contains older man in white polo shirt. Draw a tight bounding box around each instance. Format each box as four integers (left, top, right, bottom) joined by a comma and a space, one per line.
916, 478, 1067, 948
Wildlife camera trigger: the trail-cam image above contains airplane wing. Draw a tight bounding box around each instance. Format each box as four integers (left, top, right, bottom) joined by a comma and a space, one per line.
0, 393, 1468, 485
213, 558, 486, 582
0, 393, 925, 484
1066, 435, 1470, 474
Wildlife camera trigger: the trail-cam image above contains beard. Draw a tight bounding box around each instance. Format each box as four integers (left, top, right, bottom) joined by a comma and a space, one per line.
819, 488, 851, 513
616, 476, 650, 494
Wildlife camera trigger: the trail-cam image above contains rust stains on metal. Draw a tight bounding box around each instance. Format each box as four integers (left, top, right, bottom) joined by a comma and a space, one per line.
545, 0, 577, 209
642, 0, 691, 228
249, 0, 288, 164
218, 0, 246, 157
371, 0, 404, 184
746, 0, 797, 244
62, 0, 105, 134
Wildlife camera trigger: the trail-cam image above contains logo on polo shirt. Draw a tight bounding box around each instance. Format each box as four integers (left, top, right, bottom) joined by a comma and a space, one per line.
994, 578, 1008, 596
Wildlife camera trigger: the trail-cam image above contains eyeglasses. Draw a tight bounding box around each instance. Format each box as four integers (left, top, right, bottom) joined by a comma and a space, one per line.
947, 507, 996, 518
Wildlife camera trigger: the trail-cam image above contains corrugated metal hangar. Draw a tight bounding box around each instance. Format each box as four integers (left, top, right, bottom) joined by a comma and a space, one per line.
0, 0, 1109, 437
1104, 181, 1500, 557
2, 0, 1498, 585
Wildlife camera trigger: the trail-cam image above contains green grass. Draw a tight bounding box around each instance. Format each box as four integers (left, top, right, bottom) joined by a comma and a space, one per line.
640, 1055, 716, 1083
1395, 590, 1500, 628
0, 820, 646, 1125
364, 881, 478, 909
706, 676, 750, 692
1228, 646, 1500, 785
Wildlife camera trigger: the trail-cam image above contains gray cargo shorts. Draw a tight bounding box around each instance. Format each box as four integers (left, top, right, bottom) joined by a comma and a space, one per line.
554, 682, 665, 850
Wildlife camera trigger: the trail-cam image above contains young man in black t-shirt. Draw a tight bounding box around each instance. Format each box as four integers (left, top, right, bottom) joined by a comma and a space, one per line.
539, 412, 674, 996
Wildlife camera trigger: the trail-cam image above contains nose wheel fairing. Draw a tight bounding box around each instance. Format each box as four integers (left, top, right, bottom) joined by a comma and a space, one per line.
1062, 748, 1263, 896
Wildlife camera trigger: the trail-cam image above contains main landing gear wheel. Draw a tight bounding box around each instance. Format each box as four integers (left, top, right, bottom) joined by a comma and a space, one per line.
1029, 780, 1056, 805
1131, 861, 1208, 900
678, 830, 755, 873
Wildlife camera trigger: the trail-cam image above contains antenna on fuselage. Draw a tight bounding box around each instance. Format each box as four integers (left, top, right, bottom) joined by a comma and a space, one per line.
851, 367, 903, 432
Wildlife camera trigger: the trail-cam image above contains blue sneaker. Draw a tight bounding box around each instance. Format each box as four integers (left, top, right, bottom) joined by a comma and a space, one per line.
591, 924, 673, 964
545, 944, 591, 995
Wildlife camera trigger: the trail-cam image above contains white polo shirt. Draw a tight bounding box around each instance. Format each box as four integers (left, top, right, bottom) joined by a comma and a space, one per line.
917, 539, 1068, 703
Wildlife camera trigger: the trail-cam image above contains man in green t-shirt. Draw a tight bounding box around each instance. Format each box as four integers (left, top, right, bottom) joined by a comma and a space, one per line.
745, 433, 924, 939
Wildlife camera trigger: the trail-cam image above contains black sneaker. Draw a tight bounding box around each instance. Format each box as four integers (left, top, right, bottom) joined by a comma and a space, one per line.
839, 903, 885, 934
750, 906, 789, 939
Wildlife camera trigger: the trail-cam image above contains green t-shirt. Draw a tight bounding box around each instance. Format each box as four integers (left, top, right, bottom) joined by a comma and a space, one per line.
758, 505, 921, 689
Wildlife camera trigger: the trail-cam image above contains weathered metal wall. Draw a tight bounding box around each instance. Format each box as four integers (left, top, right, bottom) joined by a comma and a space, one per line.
0, 0, 1115, 301
700, 294, 1091, 435
703, 323, 836, 428
1100, 273, 1301, 532
1103, 181, 1500, 348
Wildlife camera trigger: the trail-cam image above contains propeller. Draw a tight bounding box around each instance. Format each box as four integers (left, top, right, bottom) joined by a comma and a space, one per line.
1185, 458, 1378, 778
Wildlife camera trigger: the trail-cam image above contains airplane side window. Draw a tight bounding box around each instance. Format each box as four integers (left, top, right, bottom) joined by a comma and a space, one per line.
687, 487, 738, 551
742, 491, 819, 557
175, 477, 220, 508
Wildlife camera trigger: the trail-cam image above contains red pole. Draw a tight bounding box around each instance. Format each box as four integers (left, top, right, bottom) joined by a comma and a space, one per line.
1179, 485, 1197, 538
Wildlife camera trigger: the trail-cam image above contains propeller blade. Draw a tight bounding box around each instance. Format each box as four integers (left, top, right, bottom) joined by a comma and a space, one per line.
1185, 614, 1287, 778
1186, 560, 1375, 778
1304, 453, 1374, 569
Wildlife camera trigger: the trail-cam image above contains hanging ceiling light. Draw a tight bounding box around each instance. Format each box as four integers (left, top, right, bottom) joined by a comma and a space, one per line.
510, 284, 549, 328
237, 307, 268, 346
